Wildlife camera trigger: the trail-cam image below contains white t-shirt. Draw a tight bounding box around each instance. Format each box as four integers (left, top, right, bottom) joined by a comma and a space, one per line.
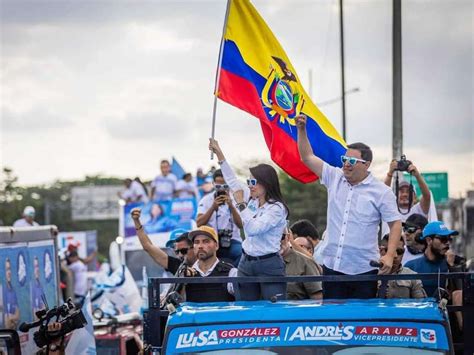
68, 260, 88, 296
175, 180, 198, 199
121, 180, 149, 203
197, 192, 242, 242
151, 174, 177, 200
13, 219, 39, 227
398, 202, 427, 222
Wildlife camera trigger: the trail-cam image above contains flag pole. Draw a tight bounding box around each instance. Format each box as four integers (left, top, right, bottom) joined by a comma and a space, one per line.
210, 0, 232, 160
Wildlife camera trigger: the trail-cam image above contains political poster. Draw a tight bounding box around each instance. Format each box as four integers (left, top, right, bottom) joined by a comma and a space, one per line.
122, 198, 197, 237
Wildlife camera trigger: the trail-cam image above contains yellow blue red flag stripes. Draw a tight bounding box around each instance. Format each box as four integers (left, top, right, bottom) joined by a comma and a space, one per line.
216, 0, 346, 183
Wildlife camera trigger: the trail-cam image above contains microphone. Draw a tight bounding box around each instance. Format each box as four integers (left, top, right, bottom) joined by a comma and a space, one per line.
19, 320, 41, 333
369, 260, 383, 268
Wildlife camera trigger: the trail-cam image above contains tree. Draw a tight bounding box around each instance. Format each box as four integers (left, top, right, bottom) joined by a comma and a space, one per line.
279, 171, 328, 234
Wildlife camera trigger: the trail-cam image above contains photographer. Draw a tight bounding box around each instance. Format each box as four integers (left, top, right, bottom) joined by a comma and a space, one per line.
196, 169, 245, 266
384, 157, 431, 221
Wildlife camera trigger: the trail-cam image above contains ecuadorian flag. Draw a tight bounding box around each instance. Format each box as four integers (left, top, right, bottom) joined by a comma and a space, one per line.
216, 0, 346, 183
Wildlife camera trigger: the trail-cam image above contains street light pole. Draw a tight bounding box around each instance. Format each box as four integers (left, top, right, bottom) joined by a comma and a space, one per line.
393, 0, 403, 159
339, 0, 347, 141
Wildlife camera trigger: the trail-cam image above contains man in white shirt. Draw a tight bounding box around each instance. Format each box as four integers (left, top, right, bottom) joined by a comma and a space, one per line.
13, 206, 39, 227
150, 160, 177, 201
296, 114, 402, 299
119, 178, 149, 204
67, 251, 88, 301
175, 173, 198, 199
196, 169, 244, 266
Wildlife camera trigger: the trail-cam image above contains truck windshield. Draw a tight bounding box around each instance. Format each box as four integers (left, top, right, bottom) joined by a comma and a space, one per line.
177, 347, 447, 354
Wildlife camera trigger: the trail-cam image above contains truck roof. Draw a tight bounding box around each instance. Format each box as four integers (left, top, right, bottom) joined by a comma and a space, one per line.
167, 299, 445, 326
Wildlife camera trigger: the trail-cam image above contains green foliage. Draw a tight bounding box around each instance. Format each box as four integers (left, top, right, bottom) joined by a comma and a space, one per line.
0, 168, 123, 256
279, 171, 328, 234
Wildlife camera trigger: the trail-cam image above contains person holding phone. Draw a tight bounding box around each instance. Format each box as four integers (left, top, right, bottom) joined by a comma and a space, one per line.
196, 169, 244, 266
209, 138, 289, 301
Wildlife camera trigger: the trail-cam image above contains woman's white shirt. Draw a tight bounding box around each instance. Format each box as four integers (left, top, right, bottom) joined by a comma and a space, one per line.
220, 160, 287, 256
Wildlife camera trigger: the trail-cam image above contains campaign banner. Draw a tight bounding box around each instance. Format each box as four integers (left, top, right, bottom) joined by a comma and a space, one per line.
0, 240, 59, 354
165, 321, 448, 353
28, 241, 59, 316
122, 198, 197, 237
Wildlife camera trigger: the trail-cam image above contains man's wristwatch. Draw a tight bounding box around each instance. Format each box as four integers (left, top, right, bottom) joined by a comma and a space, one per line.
218, 159, 225, 165
236, 202, 247, 212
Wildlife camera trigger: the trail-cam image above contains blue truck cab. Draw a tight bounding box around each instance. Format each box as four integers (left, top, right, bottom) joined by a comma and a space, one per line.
162, 299, 452, 354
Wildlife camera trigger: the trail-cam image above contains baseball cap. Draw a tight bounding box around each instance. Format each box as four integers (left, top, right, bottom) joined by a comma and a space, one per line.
165, 228, 189, 248
403, 213, 428, 229
189, 225, 218, 244
399, 181, 410, 188
24, 206, 35, 217
421, 221, 459, 240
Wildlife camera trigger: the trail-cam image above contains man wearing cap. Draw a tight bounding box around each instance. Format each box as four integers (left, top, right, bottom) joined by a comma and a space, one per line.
13, 206, 39, 227
184, 225, 236, 303
405, 221, 462, 297
384, 160, 431, 221
131, 209, 196, 275
402, 213, 428, 264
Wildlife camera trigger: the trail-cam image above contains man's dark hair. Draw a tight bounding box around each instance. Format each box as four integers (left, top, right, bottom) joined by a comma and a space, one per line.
213, 169, 224, 181
182, 173, 192, 180
404, 213, 428, 229
381, 233, 404, 243
160, 159, 170, 165
290, 219, 320, 241
175, 232, 192, 247
347, 142, 373, 162
68, 250, 79, 258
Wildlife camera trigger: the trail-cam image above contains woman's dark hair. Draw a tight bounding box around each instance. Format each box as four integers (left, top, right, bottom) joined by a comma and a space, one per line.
249, 164, 289, 216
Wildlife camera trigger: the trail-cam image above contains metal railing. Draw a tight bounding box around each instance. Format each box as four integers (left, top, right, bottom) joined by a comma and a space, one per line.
144, 272, 474, 354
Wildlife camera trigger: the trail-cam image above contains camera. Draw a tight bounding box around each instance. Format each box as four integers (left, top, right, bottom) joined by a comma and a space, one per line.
395, 155, 412, 172
19, 298, 87, 348
214, 189, 227, 198
218, 229, 233, 248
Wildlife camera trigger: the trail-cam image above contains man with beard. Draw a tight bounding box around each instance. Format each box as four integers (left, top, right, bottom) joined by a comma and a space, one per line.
401, 213, 428, 264
377, 235, 426, 299
183, 226, 236, 303
405, 221, 461, 297
131, 208, 196, 274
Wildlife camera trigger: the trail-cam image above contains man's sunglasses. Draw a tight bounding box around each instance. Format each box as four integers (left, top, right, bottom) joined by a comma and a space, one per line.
174, 248, 189, 255
214, 184, 229, 190
341, 155, 367, 166
433, 236, 452, 244
247, 178, 258, 187
403, 226, 419, 234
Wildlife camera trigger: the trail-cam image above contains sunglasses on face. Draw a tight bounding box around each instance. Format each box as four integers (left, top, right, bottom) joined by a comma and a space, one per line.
341, 155, 367, 166
433, 236, 452, 244
214, 184, 229, 190
247, 178, 258, 187
403, 226, 419, 234
174, 248, 189, 255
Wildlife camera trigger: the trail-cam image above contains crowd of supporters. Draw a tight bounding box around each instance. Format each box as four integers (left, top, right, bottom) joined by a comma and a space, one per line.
127, 114, 467, 334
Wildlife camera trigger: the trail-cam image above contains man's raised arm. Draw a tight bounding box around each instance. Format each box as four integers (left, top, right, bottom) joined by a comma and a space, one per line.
296, 114, 324, 177
131, 208, 169, 269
